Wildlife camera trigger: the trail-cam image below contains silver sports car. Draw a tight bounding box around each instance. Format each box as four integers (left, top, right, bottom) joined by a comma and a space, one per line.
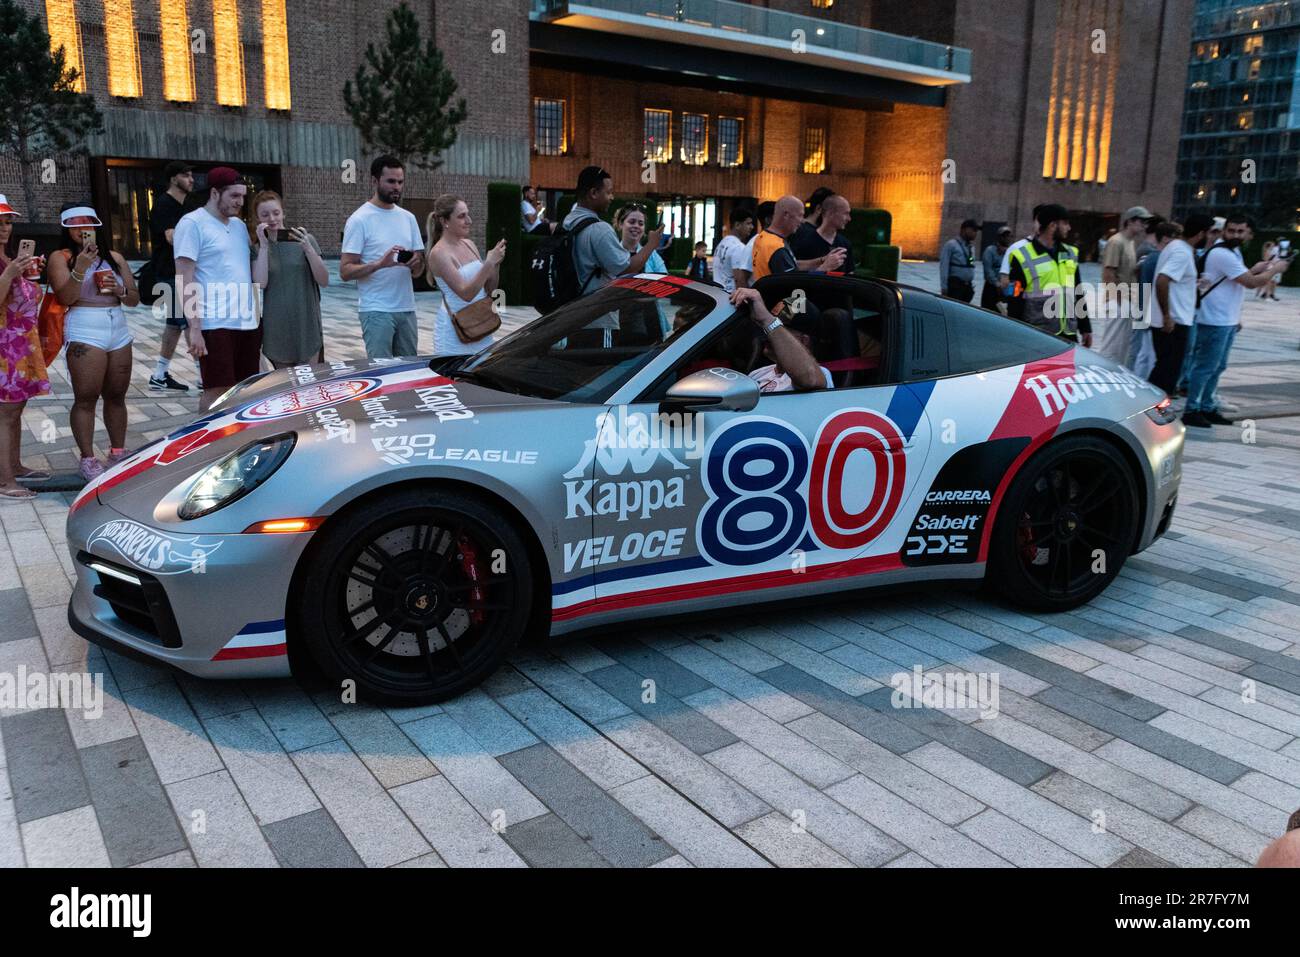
67, 273, 1184, 702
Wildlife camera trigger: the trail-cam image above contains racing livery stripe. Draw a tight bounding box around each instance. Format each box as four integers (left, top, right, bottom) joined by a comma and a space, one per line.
211, 619, 288, 661
977, 350, 1076, 561
552, 552, 905, 622
553, 554, 710, 597
887, 381, 934, 442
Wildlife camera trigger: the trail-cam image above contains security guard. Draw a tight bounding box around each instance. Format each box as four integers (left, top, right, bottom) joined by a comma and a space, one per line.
1004, 203, 1092, 347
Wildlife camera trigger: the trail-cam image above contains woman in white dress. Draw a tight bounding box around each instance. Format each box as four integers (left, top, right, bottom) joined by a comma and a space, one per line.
424, 194, 506, 355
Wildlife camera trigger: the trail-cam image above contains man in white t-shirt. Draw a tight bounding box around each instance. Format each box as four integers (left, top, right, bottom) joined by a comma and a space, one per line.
340, 155, 425, 358
712, 207, 756, 295
1183, 214, 1292, 427
173, 166, 257, 411
1148, 213, 1210, 396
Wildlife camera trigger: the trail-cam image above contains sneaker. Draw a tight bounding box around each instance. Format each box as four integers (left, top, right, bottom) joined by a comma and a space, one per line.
106, 448, 132, 466
148, 373, 190, 393
79, 457, 105, 480
1182, 411, 1211, 428
1204, 410, 1235, 426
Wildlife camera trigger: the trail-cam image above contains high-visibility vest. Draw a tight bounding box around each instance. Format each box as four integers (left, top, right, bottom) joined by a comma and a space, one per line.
1008, 241, 1080, 337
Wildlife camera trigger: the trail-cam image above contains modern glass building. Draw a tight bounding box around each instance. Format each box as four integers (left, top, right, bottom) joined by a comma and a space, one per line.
1175, 0, 1300, 223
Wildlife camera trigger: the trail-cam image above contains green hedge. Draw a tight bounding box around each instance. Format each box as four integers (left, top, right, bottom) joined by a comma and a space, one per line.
856, 244, 901, 282
486, 182, 524, 304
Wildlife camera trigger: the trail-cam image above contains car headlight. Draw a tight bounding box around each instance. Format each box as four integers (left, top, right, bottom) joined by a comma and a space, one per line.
178, 434, 296, 520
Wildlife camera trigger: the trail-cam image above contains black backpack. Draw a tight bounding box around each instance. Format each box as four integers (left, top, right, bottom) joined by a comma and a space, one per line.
530, 216, 600, 313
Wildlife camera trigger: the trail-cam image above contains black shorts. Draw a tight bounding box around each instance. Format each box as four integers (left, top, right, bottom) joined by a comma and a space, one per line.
198, 328, 263, 390
156, 278, 188, 328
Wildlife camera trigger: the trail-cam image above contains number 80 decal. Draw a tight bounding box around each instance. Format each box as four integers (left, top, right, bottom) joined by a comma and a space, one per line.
697, 411, 908, 567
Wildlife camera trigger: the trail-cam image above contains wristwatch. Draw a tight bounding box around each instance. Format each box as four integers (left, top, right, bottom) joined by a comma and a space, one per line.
763, 316, 783, 337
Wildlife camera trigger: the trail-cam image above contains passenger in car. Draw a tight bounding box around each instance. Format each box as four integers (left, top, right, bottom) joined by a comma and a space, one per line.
731, 288, 832, 393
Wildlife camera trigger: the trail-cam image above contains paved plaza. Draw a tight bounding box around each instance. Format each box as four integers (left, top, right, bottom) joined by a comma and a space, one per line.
3, 264, 1300, 867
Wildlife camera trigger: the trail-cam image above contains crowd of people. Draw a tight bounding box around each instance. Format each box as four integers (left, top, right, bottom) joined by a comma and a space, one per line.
0, 155, 1295, 497
943, 202, 1294, 428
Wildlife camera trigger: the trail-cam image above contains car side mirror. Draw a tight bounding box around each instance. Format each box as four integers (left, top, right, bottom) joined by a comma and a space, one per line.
661, 368, 759, 413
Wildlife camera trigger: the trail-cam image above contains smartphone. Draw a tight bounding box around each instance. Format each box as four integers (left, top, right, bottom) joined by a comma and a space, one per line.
1279, 240, 1292, 257
275, 228, 291, 242
396, 249, 414, 264
17, 239, 35, 259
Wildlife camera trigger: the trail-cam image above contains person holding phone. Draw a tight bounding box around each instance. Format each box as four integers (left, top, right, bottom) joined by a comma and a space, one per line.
46, 204, 138, 480
340, 155, 425, 359
250, 190, 328, 369
615, 205, 667, 274
424, 194, 504, 355
0, 195, 52, 501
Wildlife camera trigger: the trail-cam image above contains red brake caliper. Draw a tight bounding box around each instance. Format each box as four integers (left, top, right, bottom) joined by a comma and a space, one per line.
456, 534, 487, 626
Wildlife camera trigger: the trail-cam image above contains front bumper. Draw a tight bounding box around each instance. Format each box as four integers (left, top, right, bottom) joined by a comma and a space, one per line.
66, 501, 313, 679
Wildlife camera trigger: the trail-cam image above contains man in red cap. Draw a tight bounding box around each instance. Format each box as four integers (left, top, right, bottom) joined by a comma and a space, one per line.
173, 166, 259, 410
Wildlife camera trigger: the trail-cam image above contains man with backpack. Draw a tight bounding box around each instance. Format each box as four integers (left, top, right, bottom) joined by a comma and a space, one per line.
534, 166, 663, 313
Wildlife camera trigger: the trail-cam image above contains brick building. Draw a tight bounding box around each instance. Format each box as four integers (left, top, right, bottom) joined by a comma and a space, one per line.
2, 0, 1193, 260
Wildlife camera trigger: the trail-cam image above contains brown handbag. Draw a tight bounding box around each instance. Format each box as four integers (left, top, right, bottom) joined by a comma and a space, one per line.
451, 295, 500, 344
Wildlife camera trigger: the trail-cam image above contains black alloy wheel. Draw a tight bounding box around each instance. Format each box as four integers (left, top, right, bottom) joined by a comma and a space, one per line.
297, 488, 533, 703
990, 435, 1139, 611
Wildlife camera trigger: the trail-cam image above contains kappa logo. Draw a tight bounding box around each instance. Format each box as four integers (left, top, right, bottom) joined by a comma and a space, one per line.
237, 378, 382, 422
564, 413, 690, 479
88, 520, 223, 574
414, 384, 474, 422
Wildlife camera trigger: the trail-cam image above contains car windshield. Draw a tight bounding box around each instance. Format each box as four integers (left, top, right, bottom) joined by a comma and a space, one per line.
445, 279, 719, 402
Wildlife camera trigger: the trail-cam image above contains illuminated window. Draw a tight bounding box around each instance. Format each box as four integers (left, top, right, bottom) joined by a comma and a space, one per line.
644, 109, 672, 163
810, 0, 835, 8
1243, 34, 1264, 54
103, 0, 142, 98
1248, 58, 1262, 80
533, 97, 566, 155
1042, 0, 1119, 183
681, 113, 708, 165
1238, 111, 1254, 130
212, 0, 246, 107
261, 0, 291, 110
44, 0, 85, 92
802, 126, 827, 174
159, 0, 195, 101
717, 116, 743, 167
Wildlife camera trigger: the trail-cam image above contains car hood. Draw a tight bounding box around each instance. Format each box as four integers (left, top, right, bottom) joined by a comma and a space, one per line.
72, 358, 551, 512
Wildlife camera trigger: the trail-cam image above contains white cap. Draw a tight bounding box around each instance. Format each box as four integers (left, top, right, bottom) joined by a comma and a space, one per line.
59, 206, 102, 227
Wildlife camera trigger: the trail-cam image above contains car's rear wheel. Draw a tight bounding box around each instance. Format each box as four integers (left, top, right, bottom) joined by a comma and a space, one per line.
297, 488, 533, 704
989, 435, 1139, 611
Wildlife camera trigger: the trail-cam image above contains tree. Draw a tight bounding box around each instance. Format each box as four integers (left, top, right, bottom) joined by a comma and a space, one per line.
343, 2, 468, 170
1256, 178, 1300, 231
0, 0, 104, 220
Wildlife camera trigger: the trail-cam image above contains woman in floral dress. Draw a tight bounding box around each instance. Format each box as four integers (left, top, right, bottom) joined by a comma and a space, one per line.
0, 195, 52, 502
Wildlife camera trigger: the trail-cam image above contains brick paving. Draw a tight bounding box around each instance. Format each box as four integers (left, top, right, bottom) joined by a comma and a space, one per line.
2, 264, 1299, 867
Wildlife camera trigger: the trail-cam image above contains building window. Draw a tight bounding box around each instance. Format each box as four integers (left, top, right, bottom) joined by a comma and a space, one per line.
159, 0, 195, 101
810, 0, 835, 8
261, 0, 292, 110
1237, 111, 1254, 130
644, 109, 672, 163
1247, 58, 1262, 80
717, 116, 743, 167
212, 0, 246, 107
802, 126, 827, 174
103, 0, 142, 98
44, 0, 85, 92
681, 113, 708, 165
1243, 34, 1264, 54
1041, 0, 1120, 183
533, 97, 566, 155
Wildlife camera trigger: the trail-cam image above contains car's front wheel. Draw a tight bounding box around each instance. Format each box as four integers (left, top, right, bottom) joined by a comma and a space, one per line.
989, 434, 1139, 611
296, 487, 533, 704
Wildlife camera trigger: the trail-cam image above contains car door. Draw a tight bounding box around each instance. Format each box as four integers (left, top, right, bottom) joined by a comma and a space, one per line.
586, 376, 932, 605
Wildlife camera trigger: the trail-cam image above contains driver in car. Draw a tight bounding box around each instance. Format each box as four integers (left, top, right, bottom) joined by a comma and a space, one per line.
731, 288, 833, 393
